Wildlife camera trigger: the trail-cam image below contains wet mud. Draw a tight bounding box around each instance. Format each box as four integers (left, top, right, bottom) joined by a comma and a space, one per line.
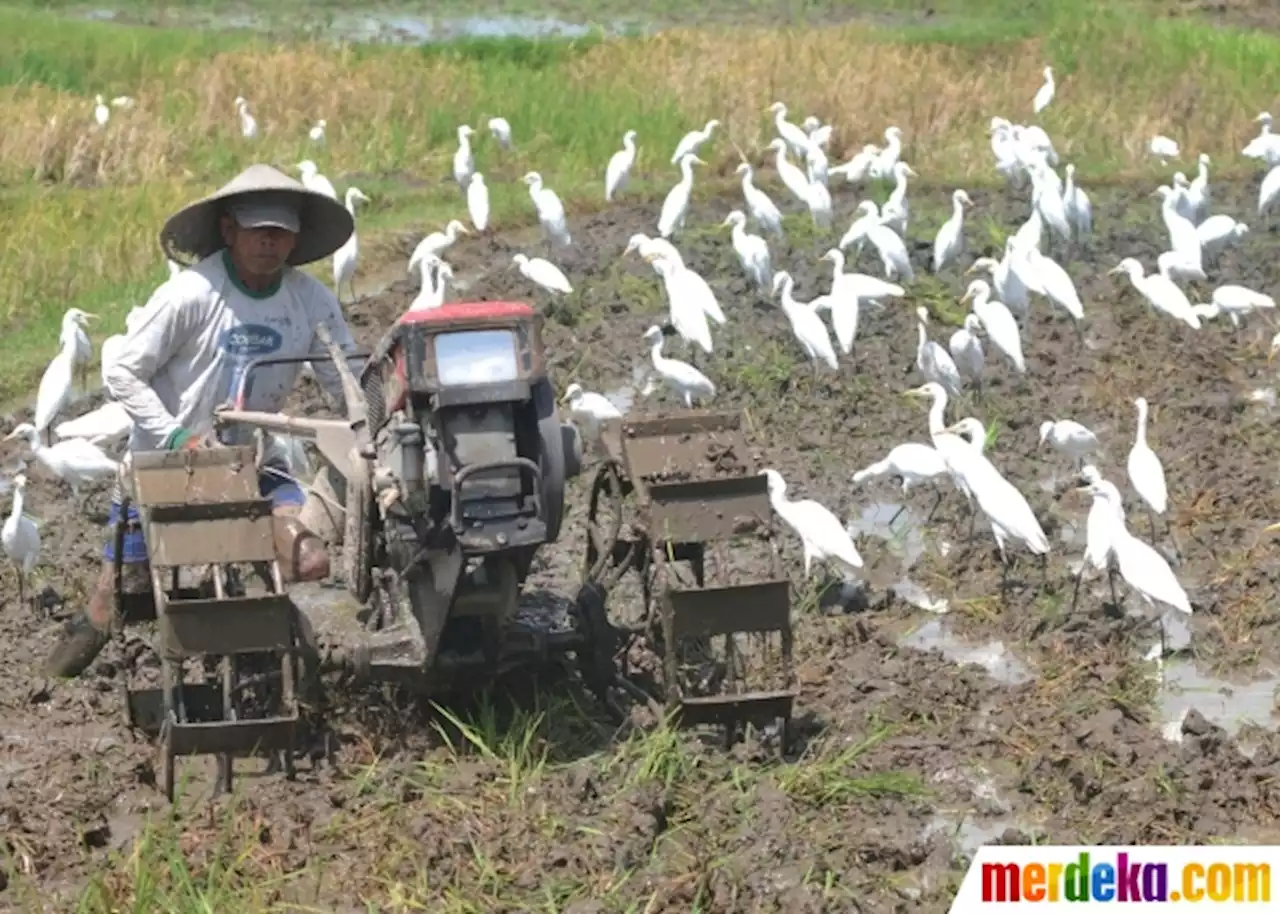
4, 175, 1280, 910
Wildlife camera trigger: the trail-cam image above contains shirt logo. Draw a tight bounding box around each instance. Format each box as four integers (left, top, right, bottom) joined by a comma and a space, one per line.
221, 324, 284, 355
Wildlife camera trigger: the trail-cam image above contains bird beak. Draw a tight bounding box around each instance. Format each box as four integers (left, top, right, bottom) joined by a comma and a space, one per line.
1106, 265, 1123, 275
964, 262, 979, 275
1265, 522, 1280, 534
939, 422, 963, 435
3, 430, 19, 442
82, 312, 99, 321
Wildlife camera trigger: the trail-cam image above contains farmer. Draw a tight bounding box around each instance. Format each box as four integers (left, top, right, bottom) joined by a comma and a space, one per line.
46, 163, 361, 679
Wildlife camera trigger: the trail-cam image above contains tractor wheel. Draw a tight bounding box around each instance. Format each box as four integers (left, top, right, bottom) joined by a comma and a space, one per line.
343, 453, 375, 605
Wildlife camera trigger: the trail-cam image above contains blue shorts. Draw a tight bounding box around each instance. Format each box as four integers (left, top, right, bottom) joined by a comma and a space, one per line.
103, 466, 305, 563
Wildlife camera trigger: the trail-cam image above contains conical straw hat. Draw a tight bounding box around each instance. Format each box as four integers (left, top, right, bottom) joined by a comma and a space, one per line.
160, 163, 353, 267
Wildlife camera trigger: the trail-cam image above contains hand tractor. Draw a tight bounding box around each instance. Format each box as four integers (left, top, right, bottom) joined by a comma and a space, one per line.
111, 300, 796, 800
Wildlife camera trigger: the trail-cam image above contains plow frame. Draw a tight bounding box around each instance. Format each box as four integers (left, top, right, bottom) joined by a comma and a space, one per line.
115, 446, 304, 801
583, 410, 797, 746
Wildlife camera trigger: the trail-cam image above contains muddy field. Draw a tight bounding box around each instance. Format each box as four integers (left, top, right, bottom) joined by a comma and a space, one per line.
4, 174, 1280, 911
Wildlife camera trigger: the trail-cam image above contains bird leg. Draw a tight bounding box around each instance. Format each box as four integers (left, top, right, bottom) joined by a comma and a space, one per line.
1070, 565, 1085, 612
1106, 564, 1121, 610
1146, 508, 1158, 544
925, 488, 944, 524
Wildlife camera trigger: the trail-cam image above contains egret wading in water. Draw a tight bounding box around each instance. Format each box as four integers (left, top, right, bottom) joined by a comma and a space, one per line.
763, 468, 863, 582
1077, 475, 1192, 665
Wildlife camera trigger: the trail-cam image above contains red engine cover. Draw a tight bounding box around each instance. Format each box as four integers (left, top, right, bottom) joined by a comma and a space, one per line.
384, 302, 537, 413
397, 301, 534, 325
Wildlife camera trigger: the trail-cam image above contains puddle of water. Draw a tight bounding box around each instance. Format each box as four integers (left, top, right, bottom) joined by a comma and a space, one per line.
847, 500, 950, 611
602, 363, 651, 415
82, 7, 621, 44
898, 618, 1033, 685
922, 813, 1022, 855
1159, 660, 1280, 741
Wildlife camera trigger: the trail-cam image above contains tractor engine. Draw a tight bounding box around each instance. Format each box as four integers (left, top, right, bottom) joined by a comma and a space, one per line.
363, 301, 580, 556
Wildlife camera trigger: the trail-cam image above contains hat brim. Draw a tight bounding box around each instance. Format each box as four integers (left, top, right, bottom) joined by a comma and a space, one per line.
160, 165, 354, 268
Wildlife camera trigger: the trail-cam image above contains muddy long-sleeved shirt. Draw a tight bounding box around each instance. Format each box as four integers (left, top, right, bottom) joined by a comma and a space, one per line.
105, 249, 359, 451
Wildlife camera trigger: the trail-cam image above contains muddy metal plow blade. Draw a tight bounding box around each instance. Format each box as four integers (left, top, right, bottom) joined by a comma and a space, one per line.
591, 411, 796, 745
118, 446, 301, 801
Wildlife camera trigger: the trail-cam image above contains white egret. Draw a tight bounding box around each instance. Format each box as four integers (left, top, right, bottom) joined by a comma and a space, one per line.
5, 424, 119, 501
624, 234, 682, 268
903, 382, 976, 504
1063, 164, 1092, 241
408, 255, 452, 312
1032, 66, 1055, 114
1023, 247, 1085, 331
466, 173, 490, 232
1192, 284, 1275, 328
735, 163, 784, 239
605, 130, 637, 202
295, 160, 337, 200
670, 119, 720, 165
763, 468, 862, 580
767, 138, 812, 204
1149, 135, 1180, 163
1109, 258, 1199, 329
523, 172, 571, 247
561, 383, 623, 450
1259, 164, 1280, 216
55, 402, 131, 449
657, 154, 704, 239
1153, 186, 1203, 274
332, 186, 370, 305
1126, 396, 1169, 540
93, 94, 110, 127
805, 138, 830, 188
646, 256, 714, 353
772, 271, 838, 373
1156, 250, 1206, 284
641, 325, 715, 408
767, 102, 812, 159
1039, 419, 1099, 468
647, 251, 724, 331
939, 418, 1051, 564
234, 96, 257, 139
850, 216, 914, 282
453, 124, 476, 188
914, 307, 963, 396
879, 162, 916, 237
932, 189, 973, 273
487, 117, 513, 149
408, 220, 469, 275
869, 126, 904, 179
949, 315, 985, 395
1077, 465, 1122, 579
806, 177, 833, 230
829, 145, 879, 184
1186, 153, 1211, 223
852, 443, 950, 508
1079, 476, 1191, 657
838, 200, 882, 252
309, 119, 326, 143
37, 311, 96, 444
2, 472, 40, 605
1195, 215, 1247, 261
966, 250, 1030, 319
721, 211, 772, 291
963, 280, 1025, 374
513, 253, 573, 295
